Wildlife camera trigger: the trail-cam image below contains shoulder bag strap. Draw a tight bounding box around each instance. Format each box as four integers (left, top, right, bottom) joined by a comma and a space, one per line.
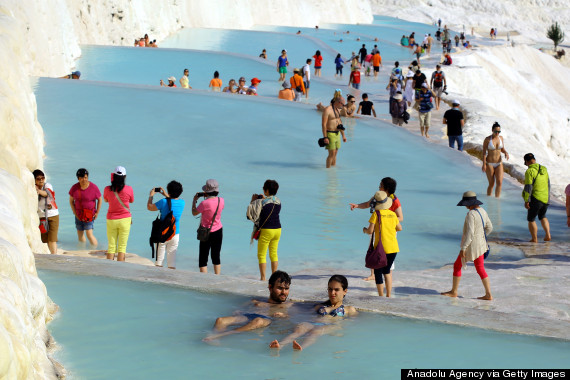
532, 165, 541, 186
258, 203, 276, 230
474, 209, 489, 249
206, 198, 221, 232
114, 191, 130, 213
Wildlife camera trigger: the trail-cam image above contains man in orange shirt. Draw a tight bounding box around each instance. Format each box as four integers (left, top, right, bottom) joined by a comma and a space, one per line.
289, 68, 305, 102
372, 52, 382, 78
278, 81, 294, 101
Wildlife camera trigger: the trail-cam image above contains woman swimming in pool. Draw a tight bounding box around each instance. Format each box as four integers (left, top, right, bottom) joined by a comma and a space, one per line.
482, 122, 509, 197
269, 274, 357, 351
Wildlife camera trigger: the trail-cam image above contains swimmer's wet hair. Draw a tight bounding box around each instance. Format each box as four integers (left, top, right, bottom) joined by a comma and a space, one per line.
328, 274, 348, 290
269, 270, 291, 287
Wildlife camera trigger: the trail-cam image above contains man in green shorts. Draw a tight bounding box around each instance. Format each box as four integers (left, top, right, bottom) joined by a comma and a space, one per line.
321, 93, 348, 168
277, 50, 289, 81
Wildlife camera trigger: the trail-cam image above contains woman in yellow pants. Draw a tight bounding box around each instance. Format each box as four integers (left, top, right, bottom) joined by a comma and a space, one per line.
251, 180, 282, 281
103, 166, 134, 261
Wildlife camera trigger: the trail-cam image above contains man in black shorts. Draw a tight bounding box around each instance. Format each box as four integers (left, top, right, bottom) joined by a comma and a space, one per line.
522, 153, 551, 242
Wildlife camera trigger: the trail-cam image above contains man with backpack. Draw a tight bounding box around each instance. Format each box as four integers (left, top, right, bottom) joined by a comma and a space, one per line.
147, 180, 185, 269
430, 64, 447, 110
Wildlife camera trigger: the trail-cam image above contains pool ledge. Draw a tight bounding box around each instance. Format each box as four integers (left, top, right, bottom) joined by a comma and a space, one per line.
35, 243, 570, 341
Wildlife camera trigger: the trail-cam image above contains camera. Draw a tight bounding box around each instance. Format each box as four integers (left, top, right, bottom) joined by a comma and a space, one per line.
196, 192, 206, 197
369, 198, 377, 213
155, 187, 161, 193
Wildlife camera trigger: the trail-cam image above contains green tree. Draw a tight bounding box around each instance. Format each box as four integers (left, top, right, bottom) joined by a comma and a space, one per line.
546, 22, 565, 50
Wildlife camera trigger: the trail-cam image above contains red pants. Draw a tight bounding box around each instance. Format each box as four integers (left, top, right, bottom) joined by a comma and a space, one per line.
453, 254, 488, 279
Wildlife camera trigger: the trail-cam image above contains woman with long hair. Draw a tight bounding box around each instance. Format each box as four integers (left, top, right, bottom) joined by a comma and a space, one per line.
313, 50, 323, 77
269, 275, 357, 351
482, 122, 509, 197
103, 166, 134, 261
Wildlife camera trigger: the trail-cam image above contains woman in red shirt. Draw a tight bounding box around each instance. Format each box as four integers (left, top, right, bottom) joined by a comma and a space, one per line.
313, 50, 323, 77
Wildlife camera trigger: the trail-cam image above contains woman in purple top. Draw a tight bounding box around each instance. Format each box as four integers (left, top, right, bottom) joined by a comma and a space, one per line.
192, 179, 225, 275
68, 168, 102, 246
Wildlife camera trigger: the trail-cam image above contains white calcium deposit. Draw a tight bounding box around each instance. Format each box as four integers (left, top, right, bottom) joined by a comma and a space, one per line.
1, 0, 569, 377
0, 0, 372, 378
369, 0, 570, 199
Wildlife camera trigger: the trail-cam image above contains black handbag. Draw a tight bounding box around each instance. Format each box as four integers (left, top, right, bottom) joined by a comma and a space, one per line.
197, 198, 220, 242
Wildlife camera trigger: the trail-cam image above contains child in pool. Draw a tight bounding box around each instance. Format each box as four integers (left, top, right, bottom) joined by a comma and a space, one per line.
269, 274, 357, 351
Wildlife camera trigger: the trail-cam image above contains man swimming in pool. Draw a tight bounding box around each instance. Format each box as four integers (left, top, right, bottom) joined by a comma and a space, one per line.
203, 270, 292, 341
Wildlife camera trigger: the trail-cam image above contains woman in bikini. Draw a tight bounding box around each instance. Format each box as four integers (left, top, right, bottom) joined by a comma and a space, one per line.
269, 275, 357, 351
482, 122, 509, 197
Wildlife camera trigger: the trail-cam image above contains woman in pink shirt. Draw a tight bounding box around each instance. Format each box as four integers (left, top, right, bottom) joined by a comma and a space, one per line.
103, 166, 134, 262
192, 179, 225, 274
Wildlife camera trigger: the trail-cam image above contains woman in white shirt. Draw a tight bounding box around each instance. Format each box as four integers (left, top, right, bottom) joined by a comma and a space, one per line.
442, 191, 493, 300
33, 169, 59, 254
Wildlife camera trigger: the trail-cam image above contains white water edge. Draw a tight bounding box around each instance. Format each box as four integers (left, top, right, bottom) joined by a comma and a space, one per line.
0, 0, 569, 378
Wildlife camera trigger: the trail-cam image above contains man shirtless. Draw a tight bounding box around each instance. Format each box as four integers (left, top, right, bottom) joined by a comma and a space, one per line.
203, 271, 292, 341
322, 94, 347, 168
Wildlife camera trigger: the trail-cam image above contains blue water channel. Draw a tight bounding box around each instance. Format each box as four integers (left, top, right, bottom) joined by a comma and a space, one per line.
41, 270, 570, 379
34, 16, 570, 378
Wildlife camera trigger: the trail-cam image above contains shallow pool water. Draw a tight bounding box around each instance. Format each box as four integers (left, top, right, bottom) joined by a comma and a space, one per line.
34, 77, 569, 276
40, 270, 570, 379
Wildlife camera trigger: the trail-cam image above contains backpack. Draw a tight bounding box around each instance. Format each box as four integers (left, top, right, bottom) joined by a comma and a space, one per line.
433, 71, 443, 87
149, 198, 176, 258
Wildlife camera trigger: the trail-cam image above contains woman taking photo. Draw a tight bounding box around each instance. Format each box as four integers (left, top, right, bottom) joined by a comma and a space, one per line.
247, 179, 281, 281
192, 179, 224, 275
103, 166, 134, 261
482, 122, 509, 197
33, 169, 59, 254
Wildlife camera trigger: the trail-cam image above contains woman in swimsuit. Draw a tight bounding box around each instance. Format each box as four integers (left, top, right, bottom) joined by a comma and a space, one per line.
222, 79, 237, 93
482, 122, 509, 197
269, 275, 357, 351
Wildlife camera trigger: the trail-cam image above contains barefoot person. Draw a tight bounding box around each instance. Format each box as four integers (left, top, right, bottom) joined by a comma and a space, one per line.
203, 271, 292, 342
522, 153, 551, 242
103, 166, 134, 262
34, 169, 59, 254
269, 275, 357, 351
482, 122, 509, 197
442, 191, 493, 301
247, 180, 282, 281
349, 177, 403, 282
363, 192, 402, 297
321, 91, 347, 168
69, 168, 101, 247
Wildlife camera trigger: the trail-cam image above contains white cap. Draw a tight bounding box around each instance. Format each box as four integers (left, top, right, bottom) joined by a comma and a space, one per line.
168, 76, 176, 82
114, 166, 126, 176
422, 83, 429, 88
453, 100, 460, 105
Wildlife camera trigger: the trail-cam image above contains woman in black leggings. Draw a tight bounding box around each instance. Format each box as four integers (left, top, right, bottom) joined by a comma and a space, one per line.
192, 179, 225, 274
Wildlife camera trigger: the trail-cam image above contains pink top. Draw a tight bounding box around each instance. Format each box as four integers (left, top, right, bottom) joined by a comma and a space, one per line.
103, 186, 134, 220
69, 182, 101, 215
196, 197, 224, 232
